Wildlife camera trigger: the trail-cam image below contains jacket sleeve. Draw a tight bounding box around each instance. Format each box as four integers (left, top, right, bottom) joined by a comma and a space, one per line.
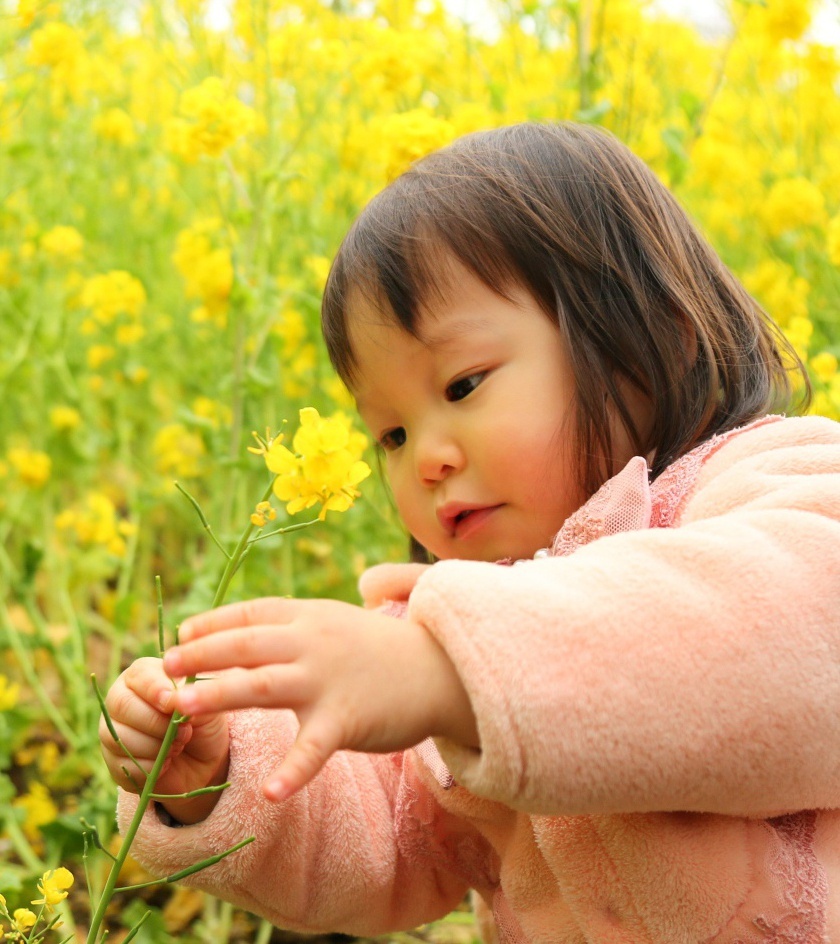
117, 707, 470, 935
407, 416, 840, 819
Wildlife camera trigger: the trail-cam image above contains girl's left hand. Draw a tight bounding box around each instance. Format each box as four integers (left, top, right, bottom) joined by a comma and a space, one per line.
163, 598, 479, 802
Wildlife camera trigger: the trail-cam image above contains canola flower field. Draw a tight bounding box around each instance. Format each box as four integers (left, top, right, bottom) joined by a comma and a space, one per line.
0, 0, 839, 940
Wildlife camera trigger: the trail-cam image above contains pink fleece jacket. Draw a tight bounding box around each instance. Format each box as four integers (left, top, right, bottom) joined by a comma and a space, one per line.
118, 414, 840, 943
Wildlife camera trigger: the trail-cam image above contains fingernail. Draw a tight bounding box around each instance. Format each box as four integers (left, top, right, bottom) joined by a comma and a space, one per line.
157, 690, 174, 711
178, 621, 193, 642
264, 779, 288, 802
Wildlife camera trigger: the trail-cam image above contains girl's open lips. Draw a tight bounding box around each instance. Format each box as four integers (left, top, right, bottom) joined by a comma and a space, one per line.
437, 503, 504, 539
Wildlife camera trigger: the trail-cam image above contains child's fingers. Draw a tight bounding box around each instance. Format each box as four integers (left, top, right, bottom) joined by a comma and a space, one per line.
358, 563, 431, 607
262, 713, 344, 802
180, 597, 302, 642
163, 624, 300, 679
172, 665, 311, 716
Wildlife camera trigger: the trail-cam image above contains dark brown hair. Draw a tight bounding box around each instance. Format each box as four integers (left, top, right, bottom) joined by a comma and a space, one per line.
322, 121, 809, 499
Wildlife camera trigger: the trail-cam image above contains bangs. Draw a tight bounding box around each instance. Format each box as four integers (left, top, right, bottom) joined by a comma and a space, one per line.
321, 140, 554, 384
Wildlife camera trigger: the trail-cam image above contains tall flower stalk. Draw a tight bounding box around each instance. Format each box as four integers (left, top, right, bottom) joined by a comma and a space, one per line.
86, 413, 370, 943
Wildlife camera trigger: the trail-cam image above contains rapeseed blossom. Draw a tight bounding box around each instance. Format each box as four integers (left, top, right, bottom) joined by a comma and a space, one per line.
811, 352, 838, 384
13, 783, 58, 842
167, 77, 257, 161
93, 107, 137, 146
153, 423, 206, 479
41, 225, 84, 262
828, 216, 840, 266
0, 674, 20, 710
172, 220, 234, 320
31, 867, 74, 912
55, 492, 136, 556
7, 447, 51, 487
12, 908, 37, 933
253, 409, 371, 520
81, 271, 146, 325
762, 178, 826, 237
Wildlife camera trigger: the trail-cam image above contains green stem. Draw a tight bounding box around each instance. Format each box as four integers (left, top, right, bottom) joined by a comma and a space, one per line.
245, 517, 319, 545
85, 717, 183, 944
0, 602, 78, 748
150, 782, 230, 800
2, 809, 45, 873
254, 919, 274, 944
114, 836, 255, 892
211, 480, 275, 608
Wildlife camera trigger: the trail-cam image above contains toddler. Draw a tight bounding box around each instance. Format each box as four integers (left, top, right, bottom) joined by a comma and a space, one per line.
101, 122, 840, 943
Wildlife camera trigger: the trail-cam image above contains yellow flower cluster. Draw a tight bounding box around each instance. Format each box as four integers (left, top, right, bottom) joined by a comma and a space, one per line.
93, 107, 137, 146
41, 225, 84, 262
0, 674, 20, 711
172, 219, 234, 325
13, 783, 58, 843
0, 868, 74, 940
153, 422, 206, 479
762, 177, 826, 237
48, 405, 81, 432
80, 270, 147, 327
166, 77, 257, 162
256, 409, 371, 520
32, 867, 74, 911
54, 492, 136, 556
250, 500, 277, 528
7, 447, 51, 488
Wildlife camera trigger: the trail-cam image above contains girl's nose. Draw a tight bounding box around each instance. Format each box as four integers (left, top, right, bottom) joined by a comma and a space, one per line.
415, 432, 464, 486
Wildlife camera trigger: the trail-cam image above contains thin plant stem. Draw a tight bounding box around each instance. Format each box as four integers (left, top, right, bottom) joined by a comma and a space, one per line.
174, 482, 232, 559
0, 602, 78, 748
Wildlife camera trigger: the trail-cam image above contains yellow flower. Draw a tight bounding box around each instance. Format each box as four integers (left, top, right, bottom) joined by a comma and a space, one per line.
742, 258, 810, 326
27, 22, 83, 70
7, 447, 51, 487
0, 674, 20, 710
12, 908, 37, 933
49, 405, 81, 431
115, 323, 145, 345
172, 220, 233, 314
0, 248, 19, 288
41, 225, 84, 262
55, 492, 133, 556
250, 499, 277, 527
31, 867, 74, 912
166, 77, 256, 161
762, 177, 827, 237
811, 352, 838, 384
827, 216, 840, 266
86, 344, 115, 369
13, 783, 58, 842
92, 107, 136, 146
192, 396, 232, 429
374, 108, 456, 181
263, 409, 371, 520
81, 271, 146, 325
747, 0, 813, 42
153, 423, 206, 479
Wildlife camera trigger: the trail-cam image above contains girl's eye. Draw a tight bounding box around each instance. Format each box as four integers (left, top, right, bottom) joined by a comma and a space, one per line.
379, 427, 406, 451
446, 373, 485, 402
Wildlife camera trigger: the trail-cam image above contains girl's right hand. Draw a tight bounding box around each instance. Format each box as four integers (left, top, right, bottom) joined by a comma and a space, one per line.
99, 657, 230, 824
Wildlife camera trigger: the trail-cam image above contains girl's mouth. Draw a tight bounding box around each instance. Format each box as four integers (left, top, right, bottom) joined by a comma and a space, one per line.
438, 503, 503, 539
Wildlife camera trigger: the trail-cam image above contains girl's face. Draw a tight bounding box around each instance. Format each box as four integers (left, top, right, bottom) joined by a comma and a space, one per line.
349, 262, 590, 562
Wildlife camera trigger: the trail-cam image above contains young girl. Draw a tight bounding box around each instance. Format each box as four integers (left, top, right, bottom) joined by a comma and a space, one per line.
101, 122, 840, 943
